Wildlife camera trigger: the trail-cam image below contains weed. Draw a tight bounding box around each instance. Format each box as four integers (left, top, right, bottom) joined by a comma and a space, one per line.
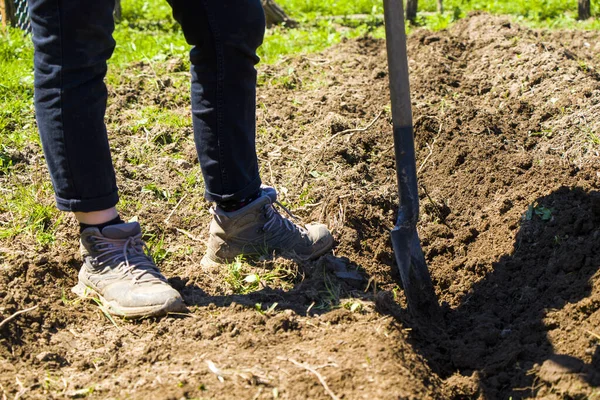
144, 233, 171, 265
0, 182, 60, 245
254, 302, 278, 315
525, 202, 553, 221
297, 184, 315, 207
392, 286, 401, 302
528, 129, 553, 138
180, 167, 204, 192
578, 60, 589, 72
342, 300, 364, 313
0, 146, 13, 175
142, 183, 171, 201
129, 106, 189, 135
225, 257, 297, 294
316, 269, 341, 310
587, 130, 600, 146
75, 286, 123, 328
92, 300, 121, 328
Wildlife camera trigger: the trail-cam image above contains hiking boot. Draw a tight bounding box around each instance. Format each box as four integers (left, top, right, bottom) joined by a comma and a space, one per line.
72, 221, 186, 318
201, 186, 334, 267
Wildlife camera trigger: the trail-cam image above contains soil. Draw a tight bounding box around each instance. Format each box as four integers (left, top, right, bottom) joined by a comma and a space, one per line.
2, 13, 600, 399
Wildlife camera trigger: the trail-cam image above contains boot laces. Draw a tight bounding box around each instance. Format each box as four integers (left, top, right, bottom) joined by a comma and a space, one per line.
263, 199, 307, 235
90, 232, 166, 284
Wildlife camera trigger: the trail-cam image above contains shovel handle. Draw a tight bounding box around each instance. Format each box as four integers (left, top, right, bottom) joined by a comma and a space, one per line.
383, 0, 420, 226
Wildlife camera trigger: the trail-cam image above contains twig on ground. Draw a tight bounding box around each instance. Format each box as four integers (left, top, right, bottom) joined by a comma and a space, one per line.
167, 311, 197, 319
164, 194, 188, 224
326, 111, 383, 144
142, 55, 164, 89
313, 362, 339, 370
14, 376, 26, 400
585, 329, 600, 340
0, 382, 7, 400
0, 305, 38, 330
252, 387, 264, 400
168, 370, 204, 375
417, 139, 436, 175
175, 228, 202, 242
419, 182, 442, 216
206, 360, 225, 382
268, 160, 275, 186
294, 201, 323, 213
301, 56, 331, 67
277, 357, 340, 400
205, 360, 269, 385
315, 111, 384, 166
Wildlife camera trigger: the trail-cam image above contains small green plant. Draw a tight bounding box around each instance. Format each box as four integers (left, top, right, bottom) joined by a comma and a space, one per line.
225, 257, 297, 294
144, 233, 171, 265
75, 285, 123, 328
297, 184, 315, 207
553, 235, 565, 245
316, 269, 341, 310
254, 302, 278, 315
392, 286, 401, 302
342, 300, 364, 313
587, 130, 600, 146
142, 183, 170, 200
525, 202, 553, 221
528, 129, 553, 138
0, 154, 13, 175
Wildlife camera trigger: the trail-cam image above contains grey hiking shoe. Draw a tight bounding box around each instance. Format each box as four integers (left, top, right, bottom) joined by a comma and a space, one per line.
201, 186, 334, 267
72, 222, 186, 318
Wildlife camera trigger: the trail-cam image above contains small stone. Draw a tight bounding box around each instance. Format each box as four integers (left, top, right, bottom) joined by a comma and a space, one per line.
36, 351, 55, 362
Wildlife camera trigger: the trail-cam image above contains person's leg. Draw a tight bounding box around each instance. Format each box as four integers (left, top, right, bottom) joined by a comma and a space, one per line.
75, 208, 119, 226
167, 0, 265, 204
29, 0, 119, 215
167, 0, 334, 264
29, 0, 184, 317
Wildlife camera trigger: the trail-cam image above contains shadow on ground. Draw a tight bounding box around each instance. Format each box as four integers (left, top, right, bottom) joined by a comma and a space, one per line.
175, 253, 369, 316
385, 186, 600, 399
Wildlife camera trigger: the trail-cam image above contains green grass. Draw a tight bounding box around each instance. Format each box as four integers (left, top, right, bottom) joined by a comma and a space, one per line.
128, 105, 189, 135
1, 0, 599, 246
281, 0, 600, 32
280, 0, 598, 29
0, 180, 61, 245
0, 28, 36, 153
420, 0, 576, 21
225, 257, 297, 294
260, 20, 381, 63
279, 0, 383, 16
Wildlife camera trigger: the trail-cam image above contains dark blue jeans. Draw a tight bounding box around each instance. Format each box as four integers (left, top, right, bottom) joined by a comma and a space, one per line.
28, 0, 265, 212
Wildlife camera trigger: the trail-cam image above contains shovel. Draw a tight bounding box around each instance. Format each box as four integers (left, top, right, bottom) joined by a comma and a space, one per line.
383, 0, 439, 317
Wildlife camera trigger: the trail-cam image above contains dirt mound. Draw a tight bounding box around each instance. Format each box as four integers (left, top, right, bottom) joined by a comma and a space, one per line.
2, 13, 600, 399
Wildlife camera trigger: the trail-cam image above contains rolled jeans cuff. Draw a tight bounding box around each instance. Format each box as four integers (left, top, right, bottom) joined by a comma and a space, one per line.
203, 175, 261, 203
55, 190, 119, 212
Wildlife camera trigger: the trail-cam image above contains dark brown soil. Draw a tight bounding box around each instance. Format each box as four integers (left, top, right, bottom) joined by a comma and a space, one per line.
2, 13, 600, 399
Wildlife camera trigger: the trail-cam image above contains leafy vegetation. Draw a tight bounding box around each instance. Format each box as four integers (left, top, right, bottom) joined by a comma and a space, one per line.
225, 257, 297, 294
0, 0, 597, 245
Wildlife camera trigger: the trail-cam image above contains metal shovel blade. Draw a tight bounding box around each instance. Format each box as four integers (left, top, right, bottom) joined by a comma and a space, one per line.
384, 0, 439, 316
391, 223, 438, 317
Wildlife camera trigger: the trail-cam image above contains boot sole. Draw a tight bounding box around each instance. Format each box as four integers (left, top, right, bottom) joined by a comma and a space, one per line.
200, 235, 335, 269
72, 282, 187, 319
